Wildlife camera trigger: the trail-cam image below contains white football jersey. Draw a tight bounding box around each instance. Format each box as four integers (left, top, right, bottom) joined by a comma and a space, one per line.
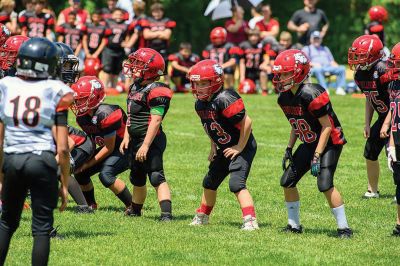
0, 76, 73, 154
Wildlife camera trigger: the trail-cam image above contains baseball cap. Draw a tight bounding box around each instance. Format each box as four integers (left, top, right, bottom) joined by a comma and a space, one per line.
311, 31, 321, 39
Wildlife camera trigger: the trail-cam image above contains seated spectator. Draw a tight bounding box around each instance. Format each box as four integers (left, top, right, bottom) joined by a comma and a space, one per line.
168, 42, 200, 93
102, 0, 129, 22
57, 0, 89, 26
225, 5, 248, 46
19, 0, 54, 39
302, 31, 346, 95
255, 4, 279, 39
0, 0, 18, 34
248, 4, 263, 30
278, 31, 302, 51
56, 11, 85, 56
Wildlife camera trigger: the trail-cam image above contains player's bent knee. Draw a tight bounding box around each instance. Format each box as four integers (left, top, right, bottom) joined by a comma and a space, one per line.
149, 170, 166, 187
99, 172, 117, 188
130, 173, 147, 187
280, 166, 299, 188
75, 175, 91, 186
228, 176, 246, 193
203, 175, 218, 191
317, 175, 334, 192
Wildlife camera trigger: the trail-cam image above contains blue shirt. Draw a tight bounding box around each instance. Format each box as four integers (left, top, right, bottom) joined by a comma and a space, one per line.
302, 44, 334, 67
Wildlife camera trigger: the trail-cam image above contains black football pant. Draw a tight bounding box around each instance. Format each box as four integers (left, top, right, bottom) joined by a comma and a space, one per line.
0, 151, 58, 266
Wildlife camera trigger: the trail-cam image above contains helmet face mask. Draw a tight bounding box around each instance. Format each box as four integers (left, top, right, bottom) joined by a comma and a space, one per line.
272, 69, 296, 92
386, 43, 400, 80
123, 48, 165, 83
191, 80, 213, 101
189, 59, 224, 101
60, 55, 79, 83
348, 35, 383, 71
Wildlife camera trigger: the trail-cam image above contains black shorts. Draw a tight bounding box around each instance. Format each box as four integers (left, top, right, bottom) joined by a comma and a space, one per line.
0, 151, 58, 236
203, 135, 257, 193
364, 116, 388, 161
224, 66, 234, 75
280, 144, 342, 192
245, 69, 260, 81
101, 47, 125, 75
129, 131, 167, 187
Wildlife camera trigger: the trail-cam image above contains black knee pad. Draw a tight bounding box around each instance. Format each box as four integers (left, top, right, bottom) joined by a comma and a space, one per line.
130, 172, 147, 187
149, 170, 166, 187
317, 167, 334, 192
98, 172, 117, 188
228, 174, 246, 193
280, 165, 299, 188
392, 162, 400, 186
75, 174, 91, 186
202, 174, 218, 191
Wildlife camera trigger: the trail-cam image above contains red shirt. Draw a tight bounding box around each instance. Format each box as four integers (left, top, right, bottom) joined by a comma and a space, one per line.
59, 7, 89, 26
255, 18, 279, 33
225, 19, 248, 45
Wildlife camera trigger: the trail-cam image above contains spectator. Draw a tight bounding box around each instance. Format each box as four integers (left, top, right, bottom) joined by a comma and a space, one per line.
248, 4, 263, 30
117, 0, 134, 23
0, 0, 18, 34
19, 0, 54, 39
255, 4, 279, 39
168, 42, 200, 92
225, 5, 248, 46
278, 31, 302, 51
56, 11, 85, 56
287, 0, 328, 45
82, 9, 109, 59
302, 31, 346, 95
142, 2, 176, 85
102, 0, 129, 22
57, 0, 89, 26
18, 0, 34, 19
124, 0, 147, 52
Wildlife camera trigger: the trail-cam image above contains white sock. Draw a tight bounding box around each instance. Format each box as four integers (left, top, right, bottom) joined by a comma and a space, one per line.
331, 204, 349, 229
286, 201, 300, 228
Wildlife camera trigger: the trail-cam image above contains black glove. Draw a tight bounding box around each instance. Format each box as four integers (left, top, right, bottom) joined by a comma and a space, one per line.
282, 147, 293, 171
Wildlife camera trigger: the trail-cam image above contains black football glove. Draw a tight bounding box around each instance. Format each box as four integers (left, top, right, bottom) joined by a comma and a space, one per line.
310, 153, 321, 177
282, 147, 293, 171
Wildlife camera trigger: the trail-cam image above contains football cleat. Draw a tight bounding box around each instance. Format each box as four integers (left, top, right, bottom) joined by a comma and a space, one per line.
49, 226, 64, 240
160, 213, 173, 222
363, 190, 380, 199
189, 213, 209, 226
124, 205, 141, 217
241, 215, 259, 231
337, 228, 353, 238
75, 205, 94, 214
282, 224, 303, 234
392, 224, 400, 236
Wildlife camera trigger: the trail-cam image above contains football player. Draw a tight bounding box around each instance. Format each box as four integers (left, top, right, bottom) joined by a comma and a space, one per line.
385, 43, 400, 236
71, 76, 132, 210
56, 11, 86, 56
202, 27, 240, 89
19, 0, 55, 40
365, 6, 387, 47
101, 0, 129, 22
168, 42, 200, 92
120, 48, 173, 221
348, 35, 390, 198
273, 49, 352, 238
0, 37, 72, 265
54, 42, 79, 84
82, 9, 109, 60
188, 59, 258, 230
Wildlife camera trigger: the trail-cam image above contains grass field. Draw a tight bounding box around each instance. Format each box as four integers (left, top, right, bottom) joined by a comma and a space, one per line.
5, 91, 400, 265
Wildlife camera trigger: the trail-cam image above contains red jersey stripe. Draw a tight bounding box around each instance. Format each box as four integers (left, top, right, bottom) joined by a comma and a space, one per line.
308, 91, 329, 112
328, 115, 345, 145
70, 134, 86, 147
148, 87, 173, 102
222, 98, 245, 118
100, 109, 123, 128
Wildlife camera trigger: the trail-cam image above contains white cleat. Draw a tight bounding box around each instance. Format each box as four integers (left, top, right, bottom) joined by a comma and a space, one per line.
363, 190, 380, 199
241, 215, 259, 231
335, 87, 346, 96
189, 213, 209, 226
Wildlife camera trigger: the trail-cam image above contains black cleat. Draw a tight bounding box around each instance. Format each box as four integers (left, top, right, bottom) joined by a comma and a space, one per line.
282, 224, 303, 234
392, 224, 400, 236
124, 206, 141, 217
159, 213, 173, 222
49, 226, 64, 240
337, 228, 353, 238
75, 205, 94, 214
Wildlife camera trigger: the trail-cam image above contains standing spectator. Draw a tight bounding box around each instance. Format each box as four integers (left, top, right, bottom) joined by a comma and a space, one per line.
278, 31, 302, 51
82, 9, 109, 60
18, 0, 34, 19
248, 4, 263, 30
101, 8, 134, 88
0, 0, 17, 34
302, 31, 346, 95
19, 0, 54, 40
124, 0, 147, 52
102, 0, 129, 22
168, 42, 200, 92
57, 0, 89, 26
287, 0, 329, 45
142, 2, 176, 85
225, 5, 248, 46
56, 11, 85, 56
255, 4, 279, 39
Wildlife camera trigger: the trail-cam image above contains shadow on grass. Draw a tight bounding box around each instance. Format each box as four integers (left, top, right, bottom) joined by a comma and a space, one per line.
226, 221, 272, 228
360, 194, 395, 200
147, 214, 194, 221
304, 227, 339, 237
63, 230, 116, 239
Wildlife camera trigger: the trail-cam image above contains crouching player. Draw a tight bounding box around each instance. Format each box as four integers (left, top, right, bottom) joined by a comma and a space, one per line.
272, 49, 352, 238
385, 43, 400, 236
120, 48, 173, 221
188, 59, 258, 230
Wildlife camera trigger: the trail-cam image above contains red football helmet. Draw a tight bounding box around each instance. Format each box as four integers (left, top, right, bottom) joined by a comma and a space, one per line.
348, 35, 383, 70
0, 23, 10, 47
385, 42, 400, 80
210, 27, 227, 46
70, 76, 105, 116
239, 79, 256, 94
0, 35, 29, 70
272, 49, 310, 92
123, 48, 165, 81
84, 58, 102, 77
368, 6, 388, 22
188, 59, 224, 101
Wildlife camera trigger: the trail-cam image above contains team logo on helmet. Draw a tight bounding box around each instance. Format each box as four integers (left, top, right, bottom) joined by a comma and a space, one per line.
90, 79, 102, 91
213, 64, 223, 75
294, 53, 308, 64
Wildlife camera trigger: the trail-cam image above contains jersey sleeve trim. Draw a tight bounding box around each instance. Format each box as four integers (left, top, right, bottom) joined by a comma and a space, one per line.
222, 98, 245, 118
307, 91, 329, 112
148, 87, 173, 102
100, 109, 123, 129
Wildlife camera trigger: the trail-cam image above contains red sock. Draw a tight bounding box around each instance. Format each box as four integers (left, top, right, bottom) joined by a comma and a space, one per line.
242, 206, 256, 218
197, 204, 213, 215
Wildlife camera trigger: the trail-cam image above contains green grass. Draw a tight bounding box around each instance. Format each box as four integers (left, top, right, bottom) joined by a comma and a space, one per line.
5, 92, 400, 265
